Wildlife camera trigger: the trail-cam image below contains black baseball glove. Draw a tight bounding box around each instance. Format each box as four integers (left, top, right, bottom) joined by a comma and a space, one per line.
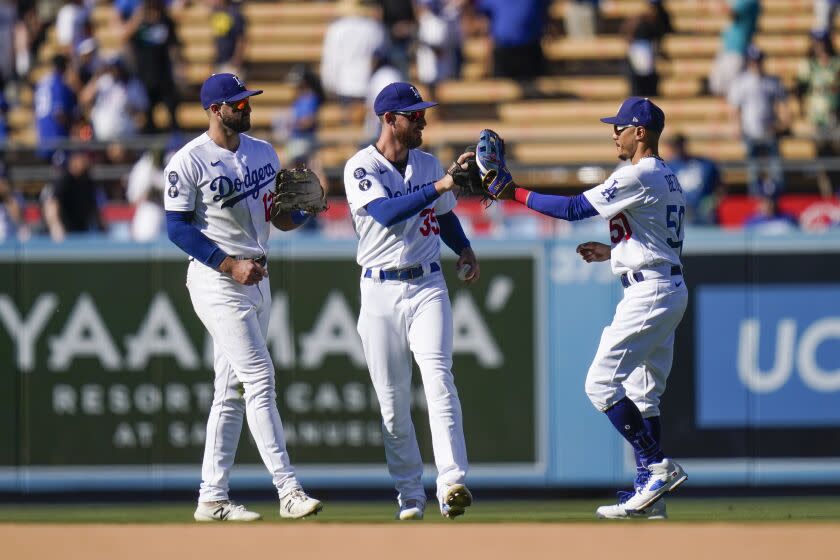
446, 145, 483, 196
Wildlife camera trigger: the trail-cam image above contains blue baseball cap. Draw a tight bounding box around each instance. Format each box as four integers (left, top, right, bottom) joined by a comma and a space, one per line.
811, 29, 830, 42
200, 73, 263, 110
374, 82, 438, 115
746, 44, 764, 61
600, 97, 665, 132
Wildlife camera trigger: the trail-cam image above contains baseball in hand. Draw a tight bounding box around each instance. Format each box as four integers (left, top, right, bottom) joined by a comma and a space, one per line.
457, 264, 472, 281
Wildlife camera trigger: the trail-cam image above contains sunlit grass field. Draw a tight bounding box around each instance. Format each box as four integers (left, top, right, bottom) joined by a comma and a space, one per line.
2, 498, 839, 523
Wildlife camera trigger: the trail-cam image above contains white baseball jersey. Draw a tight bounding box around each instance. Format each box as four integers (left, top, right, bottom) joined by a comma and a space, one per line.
344, 145, 457, 269
163, 132, 279, 258
583, 156, 686, 276
168, 131, 303, 503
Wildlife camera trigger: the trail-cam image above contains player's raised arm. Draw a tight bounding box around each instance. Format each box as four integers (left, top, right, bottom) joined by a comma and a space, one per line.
344, 82, 475, 520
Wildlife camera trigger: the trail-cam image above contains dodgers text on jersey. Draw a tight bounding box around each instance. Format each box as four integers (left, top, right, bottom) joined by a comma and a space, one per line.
210, 162, 277, 208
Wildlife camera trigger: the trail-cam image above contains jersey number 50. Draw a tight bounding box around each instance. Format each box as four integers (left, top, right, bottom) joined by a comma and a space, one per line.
419, 208, 440, 236
666, 204, 685, 252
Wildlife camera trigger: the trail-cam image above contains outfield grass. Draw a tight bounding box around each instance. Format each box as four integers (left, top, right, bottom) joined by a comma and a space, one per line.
1, 498, 839, 523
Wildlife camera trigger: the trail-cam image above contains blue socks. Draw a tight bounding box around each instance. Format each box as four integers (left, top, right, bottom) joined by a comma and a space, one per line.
605, 397, 664, 468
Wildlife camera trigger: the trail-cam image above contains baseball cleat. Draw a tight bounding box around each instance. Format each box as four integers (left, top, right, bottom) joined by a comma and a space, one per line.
596, 491, 667, 520
440, 483, 473, 519
194, 500, 262, 522
396, 499, 425, 520
623, 458, 687, 513
279, 488, 324, 519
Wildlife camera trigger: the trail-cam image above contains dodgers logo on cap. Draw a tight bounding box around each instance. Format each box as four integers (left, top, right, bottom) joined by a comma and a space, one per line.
600, 97, 665, 132
373, 82, 439, 116
200, 73, 264, 110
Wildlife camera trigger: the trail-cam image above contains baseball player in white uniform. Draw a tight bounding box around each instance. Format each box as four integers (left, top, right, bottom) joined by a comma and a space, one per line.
345, 82, 480, 520
164, 73, 322, 521
501, 97, 688, 519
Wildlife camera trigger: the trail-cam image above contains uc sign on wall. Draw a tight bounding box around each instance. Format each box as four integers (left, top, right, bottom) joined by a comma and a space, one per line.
697, 285, 840, 428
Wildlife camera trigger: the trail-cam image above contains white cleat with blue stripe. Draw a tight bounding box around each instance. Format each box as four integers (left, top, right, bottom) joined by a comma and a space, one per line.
623, 458, 687, 513
596, 492, 667, 519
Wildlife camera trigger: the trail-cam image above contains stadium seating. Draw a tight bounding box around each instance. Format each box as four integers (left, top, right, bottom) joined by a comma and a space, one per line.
5, 0, 835, 198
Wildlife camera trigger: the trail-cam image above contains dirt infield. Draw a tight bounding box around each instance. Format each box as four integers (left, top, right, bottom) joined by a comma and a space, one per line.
3, 524, 835, 560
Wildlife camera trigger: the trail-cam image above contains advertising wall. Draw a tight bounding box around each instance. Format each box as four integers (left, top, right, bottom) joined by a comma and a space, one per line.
1, 231, 839, 492
0, 241, 547, 491
664, 239, 840, 485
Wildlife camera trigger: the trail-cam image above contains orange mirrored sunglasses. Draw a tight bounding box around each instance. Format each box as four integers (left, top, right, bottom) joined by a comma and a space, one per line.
222, 98, 250, 112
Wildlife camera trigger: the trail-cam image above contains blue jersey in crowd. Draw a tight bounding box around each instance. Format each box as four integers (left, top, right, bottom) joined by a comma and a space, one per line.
290, 91, 321, 139
667, 156, 721, 225
478, 0, 550, 46
35, 71, 77, 150
721, 0, 760, 54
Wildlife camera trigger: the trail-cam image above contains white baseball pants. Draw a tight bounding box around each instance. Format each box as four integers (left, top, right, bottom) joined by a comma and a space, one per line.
357, 268, 468, 507
585, 272, 688, 417
186, 259, 299, 502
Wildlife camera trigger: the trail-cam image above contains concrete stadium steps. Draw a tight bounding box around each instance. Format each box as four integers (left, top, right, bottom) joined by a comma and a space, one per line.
511, 137, 815, 165
8, 0, 823, 193
435, 76, 701, 103
594, 0, 815, 18
307, 135, 815, 170
498, 97, 804, 125
72, 33, 808, 70
464, 34, 814, 63
669, 14, 814, 34
8, 98, 812, 149
91, 23, 329, 51
102, 0, 795, 33
658, 55, 803, 79
90, 2, 338, 27
37, 37, 323, 66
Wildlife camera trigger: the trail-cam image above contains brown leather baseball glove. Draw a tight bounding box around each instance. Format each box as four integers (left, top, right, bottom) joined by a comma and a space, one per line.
270, 166, 328, 225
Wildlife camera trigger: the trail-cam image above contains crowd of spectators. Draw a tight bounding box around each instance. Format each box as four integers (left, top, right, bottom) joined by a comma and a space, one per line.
621, 0, 672, 98
797, 29, 840, 198
0, 0, 191, 242
16, 0, 187, 155
1, 0, 839, 243
727, 44, 791, 199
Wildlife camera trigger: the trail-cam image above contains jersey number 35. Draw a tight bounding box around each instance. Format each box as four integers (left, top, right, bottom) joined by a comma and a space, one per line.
419, 208, 440, 236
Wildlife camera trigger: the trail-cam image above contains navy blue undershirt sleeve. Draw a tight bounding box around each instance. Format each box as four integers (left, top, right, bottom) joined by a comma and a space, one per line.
166, 210, 228, 269
291, 210, 310, 225
525, 192, 599, 221
437, 210, 470, 255
365, 184, 441, 227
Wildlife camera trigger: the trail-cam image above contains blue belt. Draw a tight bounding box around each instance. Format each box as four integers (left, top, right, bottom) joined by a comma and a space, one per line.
620, 265, 682, 288
365, 262, 440, 281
